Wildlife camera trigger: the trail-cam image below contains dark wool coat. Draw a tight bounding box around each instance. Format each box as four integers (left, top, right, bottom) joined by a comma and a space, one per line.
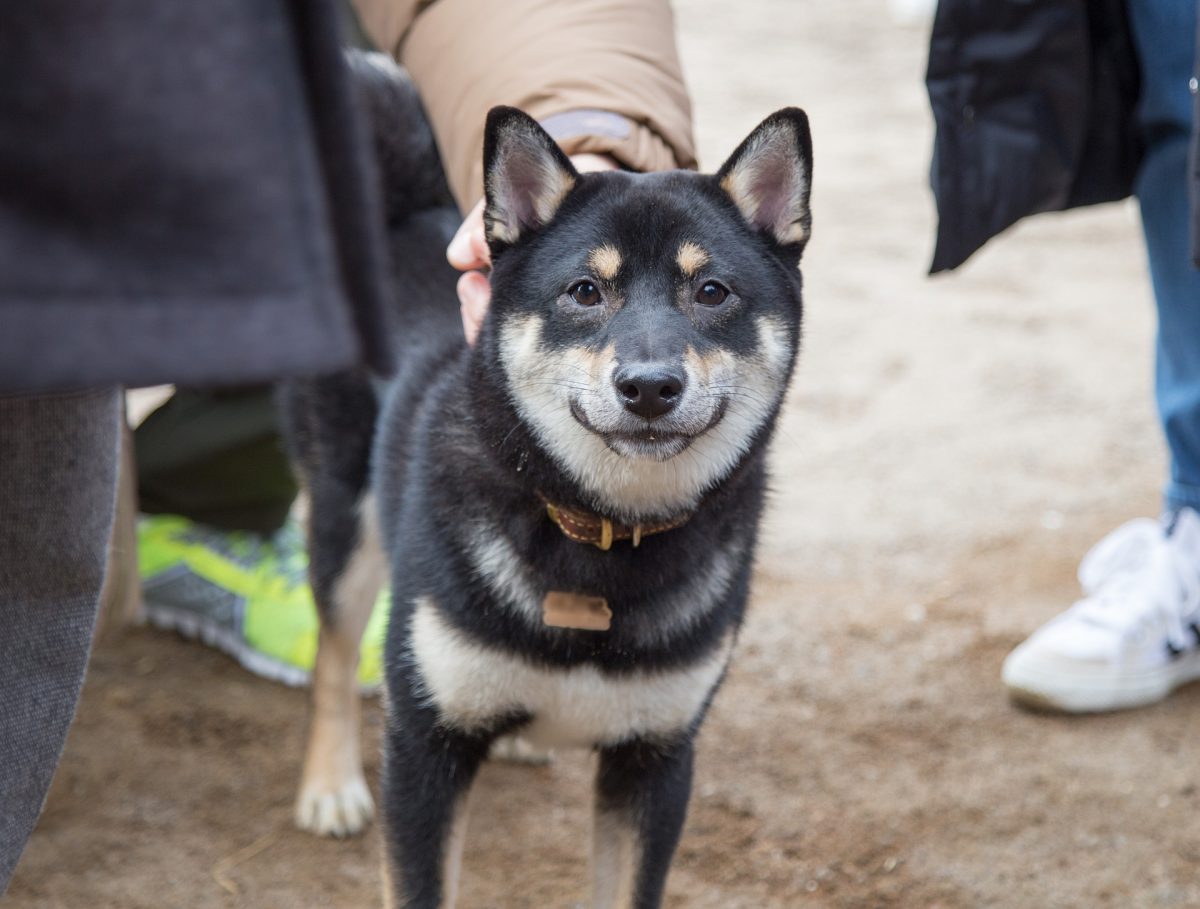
926, 0, 1152, 273
0, 0, 393, 393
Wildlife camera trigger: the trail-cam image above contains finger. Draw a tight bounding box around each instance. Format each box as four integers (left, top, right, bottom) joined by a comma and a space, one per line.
447, 199, 489, 271
570, 152, 620, 174
458, 271, 491, 347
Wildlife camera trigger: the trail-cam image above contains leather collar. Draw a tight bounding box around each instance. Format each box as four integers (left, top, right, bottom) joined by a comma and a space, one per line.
542, 497, 691, 551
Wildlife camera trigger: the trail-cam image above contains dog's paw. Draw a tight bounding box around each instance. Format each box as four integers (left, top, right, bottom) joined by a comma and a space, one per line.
294, 775, 374, 837
489, 734, 554, 765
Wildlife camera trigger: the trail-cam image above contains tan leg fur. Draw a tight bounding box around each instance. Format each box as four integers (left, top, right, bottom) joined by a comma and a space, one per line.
295, 500, 386, 837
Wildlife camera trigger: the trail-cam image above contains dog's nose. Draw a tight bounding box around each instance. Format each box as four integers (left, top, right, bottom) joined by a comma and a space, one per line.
614, 366, 684, 419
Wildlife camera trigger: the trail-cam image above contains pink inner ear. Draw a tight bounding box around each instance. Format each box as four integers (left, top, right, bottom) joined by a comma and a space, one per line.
502, 153, 548, 230
491, 135, 572, 238
745, 143, 802, 235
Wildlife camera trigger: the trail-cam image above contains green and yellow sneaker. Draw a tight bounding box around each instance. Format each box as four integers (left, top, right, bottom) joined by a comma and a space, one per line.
138, 515, 390, 689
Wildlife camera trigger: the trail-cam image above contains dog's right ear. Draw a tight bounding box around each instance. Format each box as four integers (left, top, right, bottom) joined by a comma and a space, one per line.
483, 107, 579, 251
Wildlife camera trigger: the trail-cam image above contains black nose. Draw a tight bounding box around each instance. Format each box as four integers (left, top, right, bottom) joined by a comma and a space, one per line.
614, 365, 685, 419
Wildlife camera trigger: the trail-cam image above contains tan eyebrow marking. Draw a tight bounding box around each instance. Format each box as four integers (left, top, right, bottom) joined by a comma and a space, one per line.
588, 245, 622, 281
676, 241, 710, 277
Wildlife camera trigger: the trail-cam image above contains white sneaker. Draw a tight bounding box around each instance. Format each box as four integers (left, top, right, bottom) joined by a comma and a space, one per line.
1002, 508, 1200, 712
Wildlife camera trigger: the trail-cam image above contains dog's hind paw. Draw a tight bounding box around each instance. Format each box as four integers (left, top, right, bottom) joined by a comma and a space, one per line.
294, 775, 374, 837
489, 735, 554, 765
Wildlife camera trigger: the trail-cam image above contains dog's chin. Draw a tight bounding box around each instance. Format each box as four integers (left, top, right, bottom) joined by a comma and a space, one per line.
569, 400, 723, 462
603, 433, 693, 462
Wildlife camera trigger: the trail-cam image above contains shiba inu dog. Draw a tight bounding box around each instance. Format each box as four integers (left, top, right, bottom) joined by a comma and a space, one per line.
281, 52, 812, 909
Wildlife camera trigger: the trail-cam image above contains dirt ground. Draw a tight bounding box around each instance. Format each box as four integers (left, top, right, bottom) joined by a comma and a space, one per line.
10, 2, 1200, 907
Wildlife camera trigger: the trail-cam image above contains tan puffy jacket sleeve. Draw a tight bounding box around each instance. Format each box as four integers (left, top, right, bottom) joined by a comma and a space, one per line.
352, 0, 696, 213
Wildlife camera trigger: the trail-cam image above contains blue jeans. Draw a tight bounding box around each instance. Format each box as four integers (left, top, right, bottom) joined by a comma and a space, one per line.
1129, 0, 1200, 512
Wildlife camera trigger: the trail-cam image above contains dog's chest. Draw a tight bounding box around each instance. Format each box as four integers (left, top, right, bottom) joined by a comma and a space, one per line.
457, 514, 747, 644
408, 597, 732, 749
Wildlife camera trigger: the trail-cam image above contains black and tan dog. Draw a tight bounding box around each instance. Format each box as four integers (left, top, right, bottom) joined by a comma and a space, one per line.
282, 53, 812, 909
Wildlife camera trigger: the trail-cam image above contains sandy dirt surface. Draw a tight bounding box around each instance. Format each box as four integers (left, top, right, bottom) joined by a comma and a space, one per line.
10, 2, 1200, 907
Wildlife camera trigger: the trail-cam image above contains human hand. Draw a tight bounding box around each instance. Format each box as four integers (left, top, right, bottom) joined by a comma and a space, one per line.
447, 153, 619, 345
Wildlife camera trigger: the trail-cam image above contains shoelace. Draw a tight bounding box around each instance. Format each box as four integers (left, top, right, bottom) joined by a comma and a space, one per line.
1069, 518, 1200, 653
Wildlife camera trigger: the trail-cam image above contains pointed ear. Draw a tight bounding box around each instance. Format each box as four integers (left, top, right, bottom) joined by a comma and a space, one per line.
716, 108, 813, 251
483, 106, 579, 250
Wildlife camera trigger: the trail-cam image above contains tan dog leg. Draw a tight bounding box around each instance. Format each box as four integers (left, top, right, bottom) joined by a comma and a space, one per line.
592, 737, 694, 908
381, 852, 397, 909
440, 783, 476, 909
295, 500, 386, 837
591, 807, 638, 909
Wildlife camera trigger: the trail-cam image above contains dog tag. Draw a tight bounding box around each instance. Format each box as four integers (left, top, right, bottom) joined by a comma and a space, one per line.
542, 591, 612, 632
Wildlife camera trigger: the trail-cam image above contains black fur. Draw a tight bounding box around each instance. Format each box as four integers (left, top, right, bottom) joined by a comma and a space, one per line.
283, 54, 812, 909
278, 52, 458, 623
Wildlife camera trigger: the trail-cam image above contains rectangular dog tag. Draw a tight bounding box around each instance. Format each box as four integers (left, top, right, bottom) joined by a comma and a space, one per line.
542, 591, 612, 632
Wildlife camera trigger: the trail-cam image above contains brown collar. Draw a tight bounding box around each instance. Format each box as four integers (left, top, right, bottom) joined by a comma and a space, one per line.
542, 498, 691, 551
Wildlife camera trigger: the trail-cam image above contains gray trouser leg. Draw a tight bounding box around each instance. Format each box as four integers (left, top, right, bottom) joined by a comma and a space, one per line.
0, 389, 120, 893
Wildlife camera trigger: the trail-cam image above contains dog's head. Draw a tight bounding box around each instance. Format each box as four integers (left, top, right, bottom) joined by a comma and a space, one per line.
477, 107, 812, 521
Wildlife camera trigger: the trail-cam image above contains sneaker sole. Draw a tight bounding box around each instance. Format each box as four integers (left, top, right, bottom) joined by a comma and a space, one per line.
1003, 649, 1200, 713
144, 604, 314, 688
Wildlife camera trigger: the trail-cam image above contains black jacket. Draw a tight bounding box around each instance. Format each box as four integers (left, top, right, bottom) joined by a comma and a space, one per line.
926, 0, 1146, 273
0, 0, 393, 393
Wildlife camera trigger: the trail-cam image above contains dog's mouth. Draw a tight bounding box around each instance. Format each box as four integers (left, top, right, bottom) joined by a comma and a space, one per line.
569, 399, 728, 462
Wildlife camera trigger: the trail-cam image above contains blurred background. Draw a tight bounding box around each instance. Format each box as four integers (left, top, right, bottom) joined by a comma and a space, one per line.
9, 1, 1192, 907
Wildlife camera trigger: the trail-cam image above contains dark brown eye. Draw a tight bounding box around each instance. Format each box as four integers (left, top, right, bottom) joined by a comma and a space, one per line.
569, 281, 602, 306
695, 281, 729, 306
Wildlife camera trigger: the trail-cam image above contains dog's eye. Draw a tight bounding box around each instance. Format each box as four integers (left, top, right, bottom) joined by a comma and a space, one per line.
569, 281, 602, 306
695, 281, 730, 306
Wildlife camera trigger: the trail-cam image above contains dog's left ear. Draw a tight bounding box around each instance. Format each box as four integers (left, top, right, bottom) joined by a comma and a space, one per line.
483, 106, 579, 250
717, 108, 813, 253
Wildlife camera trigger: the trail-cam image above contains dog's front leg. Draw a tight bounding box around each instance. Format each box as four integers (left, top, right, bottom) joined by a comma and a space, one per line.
381, 705, 489, 909
592, 736, 695, 909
